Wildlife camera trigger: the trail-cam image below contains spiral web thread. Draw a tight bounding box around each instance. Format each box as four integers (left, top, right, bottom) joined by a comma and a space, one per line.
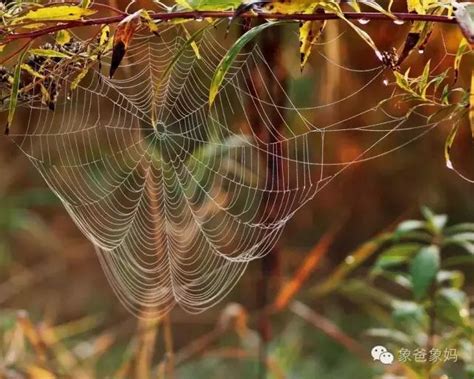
7, 22, 457, 318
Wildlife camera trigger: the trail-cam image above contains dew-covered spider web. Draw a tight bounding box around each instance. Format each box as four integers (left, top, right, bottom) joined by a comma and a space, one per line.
7, 22, 458, 318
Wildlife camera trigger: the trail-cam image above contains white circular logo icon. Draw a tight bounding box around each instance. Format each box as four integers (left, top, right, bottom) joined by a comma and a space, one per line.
379, 352, 395, 365
371, 345, 388, 361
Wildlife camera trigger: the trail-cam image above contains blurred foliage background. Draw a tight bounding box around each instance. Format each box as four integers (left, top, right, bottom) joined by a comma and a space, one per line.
0, 0, 473, 378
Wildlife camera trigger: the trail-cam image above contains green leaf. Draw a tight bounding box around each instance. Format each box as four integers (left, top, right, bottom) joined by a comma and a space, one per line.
445, 223, 474, 235
391, 300, 427, 327
209, 21, 285, 106
396, 220, 425, 233
454, 2, 474, 44
443, 238, 474, 255
436, 288, 469, 325
436, 270, 464, 288
6, 45, 30, 135
421, 207, 447, 232
409, 245, 440, 300
374, 243, 423, 269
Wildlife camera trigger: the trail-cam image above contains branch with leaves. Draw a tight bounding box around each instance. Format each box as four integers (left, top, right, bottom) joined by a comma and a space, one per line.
0, 0, 473, 153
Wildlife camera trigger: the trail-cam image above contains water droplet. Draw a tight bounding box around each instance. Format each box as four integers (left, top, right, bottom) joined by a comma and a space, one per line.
418, 48, 425, 54
345, 255, 355, 264
383, 79, 389, 86
358, 18, 370, 25
393, 19, 405, 25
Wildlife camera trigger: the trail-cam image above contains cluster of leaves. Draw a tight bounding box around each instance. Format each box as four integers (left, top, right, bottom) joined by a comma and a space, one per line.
0, 3, 117, 133
366, 208, 474, 378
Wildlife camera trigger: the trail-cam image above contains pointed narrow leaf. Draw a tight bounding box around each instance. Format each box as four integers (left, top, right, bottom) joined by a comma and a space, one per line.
13, 5, 96, 23
6, 46, 30, 135
29, 49, 71, 59
210, 21, 285, 106
299, 21, 325, 70
444, 122, 460, 170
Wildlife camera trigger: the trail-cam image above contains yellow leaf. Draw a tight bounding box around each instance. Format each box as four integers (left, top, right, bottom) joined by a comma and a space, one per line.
175, 0, 193, 9
20, 64, 44, 79
140, 10, 159, 34
80, 0, 92, 8
181, 25, 201, 59
299, 20, 325, 70
27, 366, 56, 379
56, 29, 71, 45
13, 5, 96, 24
71, 67, 89, 90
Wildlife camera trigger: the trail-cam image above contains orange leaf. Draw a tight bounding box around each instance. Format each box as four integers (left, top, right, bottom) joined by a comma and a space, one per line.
110, 11, 140, 78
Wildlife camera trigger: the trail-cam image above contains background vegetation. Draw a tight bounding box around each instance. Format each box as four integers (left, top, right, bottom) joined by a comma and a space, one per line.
0, 0, 473, 378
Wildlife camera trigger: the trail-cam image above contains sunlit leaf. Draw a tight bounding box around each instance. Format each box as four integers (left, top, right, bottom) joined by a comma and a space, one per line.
181, 0, 247, 10
56, 29, 71, 45
13, 5, 96, 23
396, 220, 425, 233
140, 10, 159, 35
71, 67, 89, 90
299, 21, 325, 70
437, 270, 464, 288
454, 38, 470, 83
444, 122, 459, 170
29, 48, 71, 59
20, 64, 44, 79
181, 25, 201, 59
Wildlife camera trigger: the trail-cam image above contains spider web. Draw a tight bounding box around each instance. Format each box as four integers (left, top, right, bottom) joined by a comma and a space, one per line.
7, 22, 455, 318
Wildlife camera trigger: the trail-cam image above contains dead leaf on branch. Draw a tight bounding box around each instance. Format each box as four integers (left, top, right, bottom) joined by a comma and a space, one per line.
110, 11, 141, 78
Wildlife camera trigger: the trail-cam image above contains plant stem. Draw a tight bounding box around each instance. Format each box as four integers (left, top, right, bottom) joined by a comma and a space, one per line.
2, 11, 458, 44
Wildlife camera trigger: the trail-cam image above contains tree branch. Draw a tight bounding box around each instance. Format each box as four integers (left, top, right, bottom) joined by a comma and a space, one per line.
1, 11, 458, 44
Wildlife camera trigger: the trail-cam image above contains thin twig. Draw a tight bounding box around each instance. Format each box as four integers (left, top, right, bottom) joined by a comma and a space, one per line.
289, 300, 369, 362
